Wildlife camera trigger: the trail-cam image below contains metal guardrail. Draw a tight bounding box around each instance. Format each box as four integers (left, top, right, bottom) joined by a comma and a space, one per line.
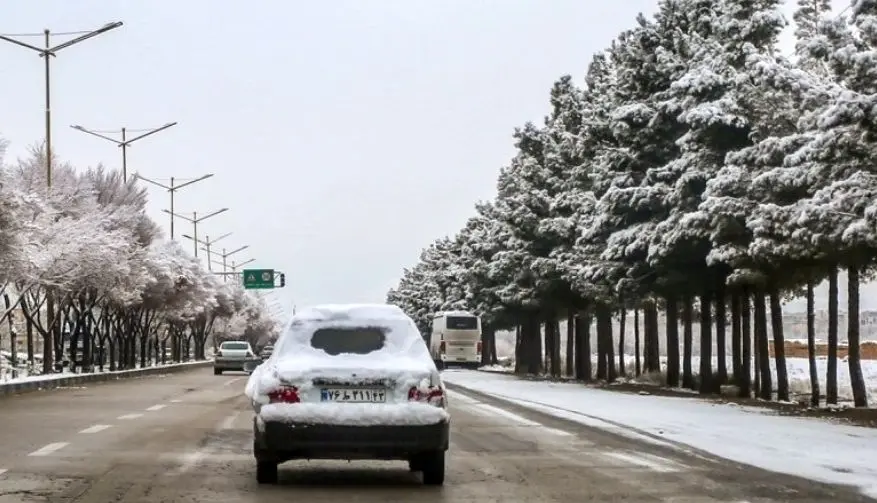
0, 360, 213, 398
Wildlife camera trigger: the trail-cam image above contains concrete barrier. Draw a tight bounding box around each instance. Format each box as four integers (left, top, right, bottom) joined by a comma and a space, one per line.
0, 360, 213, 398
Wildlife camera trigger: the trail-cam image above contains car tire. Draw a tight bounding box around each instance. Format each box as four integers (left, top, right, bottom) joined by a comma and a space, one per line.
408, 458, 423, 472
214, 368, 222, 375
420, 450, 445, 486
256, 460, 278, 484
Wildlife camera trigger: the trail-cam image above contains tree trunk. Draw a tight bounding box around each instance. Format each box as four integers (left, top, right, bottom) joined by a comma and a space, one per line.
754, 289, 772, 400
596, 306, 608, 380
596, 304, 615, 382
634, 308, 641, 376
565, 312, 575, 377
731, 292, 742, 386
682, 294, 694, 389
827, 266, 839, 405
574, 311, 593, 381
847, 265, 868, 407
699, 290, 713, 394
665, 295, 680, 388
644, 301, 660, 373
806, 279, 819, 407
618, 305, 626, 376
740, 288, 752, 398
769, 288, 789, 402
715, 282, 728, 385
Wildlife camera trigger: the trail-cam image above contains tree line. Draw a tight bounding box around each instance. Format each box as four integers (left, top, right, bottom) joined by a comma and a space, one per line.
387, 0, 874, 408
0, 142, 276, 378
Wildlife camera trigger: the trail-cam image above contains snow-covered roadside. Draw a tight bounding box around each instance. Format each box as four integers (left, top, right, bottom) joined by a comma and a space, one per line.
443, 370, 877, 498
479, 355, 877, 405
0, 359, 211, 386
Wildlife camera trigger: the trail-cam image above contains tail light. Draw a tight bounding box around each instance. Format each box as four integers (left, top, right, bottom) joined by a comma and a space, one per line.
408, 386, 444, 407
268, 386, 300, 404
439, 341, 446, 354
476, 341, 482, 354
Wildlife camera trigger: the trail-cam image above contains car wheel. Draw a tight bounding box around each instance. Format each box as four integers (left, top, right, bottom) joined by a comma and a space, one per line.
256, 460, 278, 484
408, 458, 423, 472
214, 368, 222, 375
420, 450, 445, 485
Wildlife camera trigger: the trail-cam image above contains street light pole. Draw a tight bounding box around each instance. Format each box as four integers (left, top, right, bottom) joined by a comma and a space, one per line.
181, 232, 232, 271
70, 122, 178, 181
0, 22, 122, 375
0, 22, 124, 188
213, 245, 249, 282
162, 208, 229, 257
133, 173, 213, 239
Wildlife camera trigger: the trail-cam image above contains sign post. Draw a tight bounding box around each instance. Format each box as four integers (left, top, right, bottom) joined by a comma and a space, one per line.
243, 268, 275, 289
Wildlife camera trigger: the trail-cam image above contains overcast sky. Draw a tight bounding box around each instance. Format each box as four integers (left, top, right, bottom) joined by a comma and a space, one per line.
0, 0, 861, 315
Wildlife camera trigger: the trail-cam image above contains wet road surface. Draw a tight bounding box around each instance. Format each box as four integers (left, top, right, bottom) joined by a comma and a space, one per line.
0, 367, 871, 502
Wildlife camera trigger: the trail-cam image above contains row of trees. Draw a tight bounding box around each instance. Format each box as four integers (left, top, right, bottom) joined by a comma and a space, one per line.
388, 0, 876, 408
0, 140, 277, 377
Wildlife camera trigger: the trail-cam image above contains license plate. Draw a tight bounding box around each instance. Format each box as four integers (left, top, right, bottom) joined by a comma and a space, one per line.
320, 388, 386, 403
456, 357, 466, 361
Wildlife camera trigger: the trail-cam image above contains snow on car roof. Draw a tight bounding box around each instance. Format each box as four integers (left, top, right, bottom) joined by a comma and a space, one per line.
293, 303, 408, 322
273, 303, 428, 361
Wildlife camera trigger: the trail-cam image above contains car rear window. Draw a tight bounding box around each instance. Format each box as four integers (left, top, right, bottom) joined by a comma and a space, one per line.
446, 316, 478, 330
221, 342, 249, 350
310, 326, 387, 356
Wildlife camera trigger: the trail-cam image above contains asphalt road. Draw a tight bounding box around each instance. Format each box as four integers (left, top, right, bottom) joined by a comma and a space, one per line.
0, 367, 871, 502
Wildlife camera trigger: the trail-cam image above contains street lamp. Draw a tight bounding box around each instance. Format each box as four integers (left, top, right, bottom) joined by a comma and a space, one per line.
181, 232, 232, 271
0, 22, 122, 375
231, 258, 256, 272
133, 173, 213, 239
70, 122, 177, 181
213, 245, 249, 281
0, 22, 123, 188
162, 208, 229, 257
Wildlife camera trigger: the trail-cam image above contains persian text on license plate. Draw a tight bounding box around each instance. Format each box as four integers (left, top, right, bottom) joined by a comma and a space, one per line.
320, 388, 386, 403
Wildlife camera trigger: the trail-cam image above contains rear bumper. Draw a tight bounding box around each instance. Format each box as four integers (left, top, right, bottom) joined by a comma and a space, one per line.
253, 418, 450, 462
214, 358, 259, 370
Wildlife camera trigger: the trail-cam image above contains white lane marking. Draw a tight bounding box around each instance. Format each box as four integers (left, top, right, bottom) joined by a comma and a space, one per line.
446, 389, 480, 404
117, 413, 143, 420
146, 404, 166, 411
474, 402, 545, 427
28, 442, 69, 457
223, 377, 245, 387
170, 399, 183, 403
0, 469, 7, 476
447, 390, 572, 436
604, 451, 681, 473
79, 424, 112, 434
219, 411, 241, 430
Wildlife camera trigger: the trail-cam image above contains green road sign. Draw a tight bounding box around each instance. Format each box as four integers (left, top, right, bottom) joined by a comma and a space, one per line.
243, 269, 275, 289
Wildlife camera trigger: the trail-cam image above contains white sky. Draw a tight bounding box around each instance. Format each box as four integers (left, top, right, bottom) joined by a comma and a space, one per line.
0, 0, 860, 315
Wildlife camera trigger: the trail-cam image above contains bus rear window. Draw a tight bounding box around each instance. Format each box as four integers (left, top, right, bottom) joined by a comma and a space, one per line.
446, 316, 477, 330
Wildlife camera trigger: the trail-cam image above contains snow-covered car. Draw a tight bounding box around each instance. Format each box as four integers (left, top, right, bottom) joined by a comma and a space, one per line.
214, 341, 258, 375
245, 304, 450, 485
259, 345, 274, 360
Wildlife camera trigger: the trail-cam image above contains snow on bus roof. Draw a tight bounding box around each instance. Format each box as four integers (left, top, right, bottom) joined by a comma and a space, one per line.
433, 310, 476, 317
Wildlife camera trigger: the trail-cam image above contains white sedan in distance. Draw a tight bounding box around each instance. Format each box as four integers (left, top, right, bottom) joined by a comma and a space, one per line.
245, 303, 450, 485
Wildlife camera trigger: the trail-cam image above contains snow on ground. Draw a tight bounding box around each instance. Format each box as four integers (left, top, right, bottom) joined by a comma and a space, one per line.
0, 359, 209, 386
478, 354, 877, 405
443, 369, 877, 498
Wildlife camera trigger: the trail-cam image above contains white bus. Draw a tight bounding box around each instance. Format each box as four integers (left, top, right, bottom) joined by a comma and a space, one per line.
429, 310, 482, 369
